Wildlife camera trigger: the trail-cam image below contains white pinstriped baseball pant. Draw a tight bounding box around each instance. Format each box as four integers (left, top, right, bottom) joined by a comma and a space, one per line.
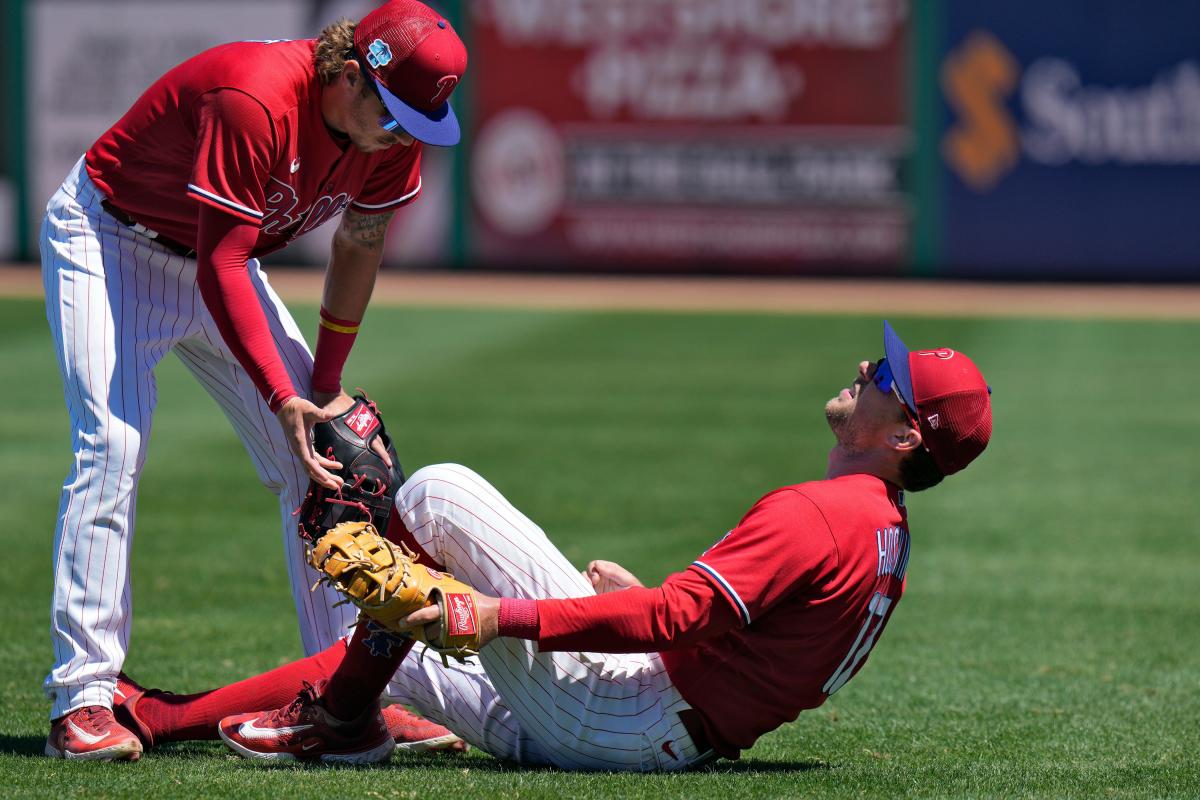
380, 464, 713, 771
38, 157, 358, 719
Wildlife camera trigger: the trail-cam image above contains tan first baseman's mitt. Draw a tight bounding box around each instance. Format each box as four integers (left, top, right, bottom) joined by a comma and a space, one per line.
308, 521, 481, 663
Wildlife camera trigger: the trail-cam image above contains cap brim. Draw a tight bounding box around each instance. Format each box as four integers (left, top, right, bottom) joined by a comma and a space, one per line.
378, 86, 460, 147
883, 320, 917, 412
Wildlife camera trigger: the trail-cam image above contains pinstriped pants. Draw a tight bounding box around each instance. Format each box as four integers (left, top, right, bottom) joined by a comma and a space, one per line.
38, 157, 358, 719
381, 464, 713, 772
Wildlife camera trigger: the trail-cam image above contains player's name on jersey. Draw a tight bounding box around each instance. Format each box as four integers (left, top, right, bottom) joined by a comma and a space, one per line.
876, 526, 909, 579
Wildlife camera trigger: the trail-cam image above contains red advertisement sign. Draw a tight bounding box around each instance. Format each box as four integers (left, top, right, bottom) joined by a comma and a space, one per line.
469, 0, 910, 271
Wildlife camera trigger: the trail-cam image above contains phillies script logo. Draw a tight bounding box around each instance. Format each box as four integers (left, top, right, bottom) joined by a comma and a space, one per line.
917, 349, 956, 360
262, 177, 350, 237
941, 31, 1020, 191
345, 405, 380, 439
445, 593, 477, 636
431, 74, 458, 105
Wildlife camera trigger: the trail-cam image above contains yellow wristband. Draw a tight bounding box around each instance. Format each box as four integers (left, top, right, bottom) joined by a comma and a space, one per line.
319, 317, 360, 334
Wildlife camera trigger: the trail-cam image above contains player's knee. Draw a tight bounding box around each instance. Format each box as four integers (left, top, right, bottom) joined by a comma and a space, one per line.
81, 428, 148, 483
396, 463, 480, 513
402, 463, 460, 497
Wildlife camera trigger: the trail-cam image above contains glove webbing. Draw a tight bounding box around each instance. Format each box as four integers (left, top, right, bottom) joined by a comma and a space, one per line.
308, 537, 416, 605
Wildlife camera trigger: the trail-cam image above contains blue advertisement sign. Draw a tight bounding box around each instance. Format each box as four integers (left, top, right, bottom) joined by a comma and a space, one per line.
939, 2, 1200, 278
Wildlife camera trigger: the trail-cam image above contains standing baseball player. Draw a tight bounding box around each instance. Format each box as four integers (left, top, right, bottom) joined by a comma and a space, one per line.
108, 322, 993, 769
40, 0, 467, 760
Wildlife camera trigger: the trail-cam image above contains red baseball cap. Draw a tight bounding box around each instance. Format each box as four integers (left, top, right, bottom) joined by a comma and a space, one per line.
883, 321, 992, 475
354, 0, 468, 146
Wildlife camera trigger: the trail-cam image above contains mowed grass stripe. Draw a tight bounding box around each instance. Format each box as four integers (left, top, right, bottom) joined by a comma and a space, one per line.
1, 300, 1197, 798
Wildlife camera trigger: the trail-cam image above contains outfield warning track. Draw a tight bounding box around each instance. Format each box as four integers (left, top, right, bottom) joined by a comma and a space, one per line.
3, 265, 1197, 321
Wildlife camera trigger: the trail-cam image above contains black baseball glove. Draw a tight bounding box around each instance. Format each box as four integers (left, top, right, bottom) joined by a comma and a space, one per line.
297, 394, 405, 541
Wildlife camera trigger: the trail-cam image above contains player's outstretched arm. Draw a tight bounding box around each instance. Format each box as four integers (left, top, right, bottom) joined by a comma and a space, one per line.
405, 569, 740, 655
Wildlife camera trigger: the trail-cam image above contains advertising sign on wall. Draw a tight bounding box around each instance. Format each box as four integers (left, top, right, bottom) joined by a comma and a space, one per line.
940, 2, 1200, 277
469, 0, 912, 271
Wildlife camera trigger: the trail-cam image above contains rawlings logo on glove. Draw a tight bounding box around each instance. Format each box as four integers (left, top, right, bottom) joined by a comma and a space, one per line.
446, 593, 478, 637
344, 404, 380, 439
308, 520, 482, 664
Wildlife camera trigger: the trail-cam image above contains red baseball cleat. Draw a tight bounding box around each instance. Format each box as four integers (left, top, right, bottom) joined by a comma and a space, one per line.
218, 681, 394, 764
382, 704, 467, 753
112, 672, 158, 749
45, 705, 143, 761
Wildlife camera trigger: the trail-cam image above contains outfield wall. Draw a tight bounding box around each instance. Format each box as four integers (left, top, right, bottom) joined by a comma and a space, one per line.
1, 0, 1197, 278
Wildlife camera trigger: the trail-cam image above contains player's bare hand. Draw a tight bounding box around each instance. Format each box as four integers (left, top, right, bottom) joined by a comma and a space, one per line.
276, 396, 343, 490
312, 390, 394, 470
402, 594, 500, 648
584, 560, 644, 594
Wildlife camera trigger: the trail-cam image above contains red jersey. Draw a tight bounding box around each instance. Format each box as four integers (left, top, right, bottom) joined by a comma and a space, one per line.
663, 474, 910, 756
86, 39, 422, 254
523, 473, 911, 759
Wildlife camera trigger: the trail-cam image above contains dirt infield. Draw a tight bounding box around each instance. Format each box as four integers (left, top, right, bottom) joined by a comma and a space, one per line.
4, 264, 1198, 320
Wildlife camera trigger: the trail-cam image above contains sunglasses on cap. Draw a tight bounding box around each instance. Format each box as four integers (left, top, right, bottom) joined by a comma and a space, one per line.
872, 358, 921, 431
354, 51, 407, 136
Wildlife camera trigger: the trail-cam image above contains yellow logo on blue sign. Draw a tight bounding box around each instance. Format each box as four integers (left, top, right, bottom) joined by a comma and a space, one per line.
941, 31, 1020, 191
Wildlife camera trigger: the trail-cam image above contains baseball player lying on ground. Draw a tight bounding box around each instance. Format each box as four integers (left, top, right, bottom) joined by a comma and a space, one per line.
109, 321, 992, 771
41, 0, 468, 760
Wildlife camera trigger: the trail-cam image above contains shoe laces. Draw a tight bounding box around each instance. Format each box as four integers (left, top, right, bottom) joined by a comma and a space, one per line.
73, 706, 118, 734
261, 681, 324, 726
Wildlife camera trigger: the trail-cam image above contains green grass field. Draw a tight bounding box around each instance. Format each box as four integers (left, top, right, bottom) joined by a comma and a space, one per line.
2, 297, 1198, 798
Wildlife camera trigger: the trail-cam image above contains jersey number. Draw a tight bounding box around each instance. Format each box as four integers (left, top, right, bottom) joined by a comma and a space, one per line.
821, 591, 892, 696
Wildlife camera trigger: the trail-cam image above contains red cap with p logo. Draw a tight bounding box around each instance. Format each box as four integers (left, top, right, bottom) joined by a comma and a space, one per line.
354, 0, 468, 146
883, 322, 992, 476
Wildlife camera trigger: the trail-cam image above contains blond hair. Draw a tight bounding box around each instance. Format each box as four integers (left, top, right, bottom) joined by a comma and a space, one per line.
315, 18, 356, 85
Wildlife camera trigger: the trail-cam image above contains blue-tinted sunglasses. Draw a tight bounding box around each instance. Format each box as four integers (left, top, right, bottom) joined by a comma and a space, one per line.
872, 357, 898, 394
873, 358, 920, 428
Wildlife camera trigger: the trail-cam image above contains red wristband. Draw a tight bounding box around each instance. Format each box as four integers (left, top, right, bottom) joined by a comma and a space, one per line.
311, 306, 360, 394
497, 598, 540, 640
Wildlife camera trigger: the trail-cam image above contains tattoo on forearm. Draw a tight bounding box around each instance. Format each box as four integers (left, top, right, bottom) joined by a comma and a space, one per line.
338, 209, 394, 251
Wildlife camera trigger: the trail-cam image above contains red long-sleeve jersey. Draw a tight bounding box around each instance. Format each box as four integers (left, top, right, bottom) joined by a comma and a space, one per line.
502, 475, 912, 759
86, 39, 422, 410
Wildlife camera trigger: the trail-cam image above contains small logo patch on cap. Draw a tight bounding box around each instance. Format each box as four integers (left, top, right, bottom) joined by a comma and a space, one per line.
366, 38, 393, 68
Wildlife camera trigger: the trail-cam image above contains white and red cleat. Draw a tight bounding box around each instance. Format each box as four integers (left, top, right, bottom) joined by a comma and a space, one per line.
218, 681, 394, 765
382, 704, 467, 753
45, 705, 143, 761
